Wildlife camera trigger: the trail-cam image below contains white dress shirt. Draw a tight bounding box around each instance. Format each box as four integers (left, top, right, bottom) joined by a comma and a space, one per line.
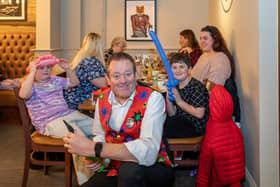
92, 90, 166, 166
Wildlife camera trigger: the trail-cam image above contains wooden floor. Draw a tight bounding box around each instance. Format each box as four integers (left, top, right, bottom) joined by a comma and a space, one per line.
0, 107, 21, 126
0, 110, 197, 187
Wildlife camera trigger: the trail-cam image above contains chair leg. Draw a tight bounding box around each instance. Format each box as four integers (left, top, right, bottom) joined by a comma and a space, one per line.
173, 151, 183, 160
21, 149, 30, 187
65, 152, 72, 187
43, 152, 48, 175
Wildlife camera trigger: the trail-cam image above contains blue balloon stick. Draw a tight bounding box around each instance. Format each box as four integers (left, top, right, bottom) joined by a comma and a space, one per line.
149, 30, 178, 100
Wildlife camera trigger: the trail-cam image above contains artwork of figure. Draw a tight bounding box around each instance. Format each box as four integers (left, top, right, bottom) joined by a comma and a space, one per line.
131, 6, 151, 37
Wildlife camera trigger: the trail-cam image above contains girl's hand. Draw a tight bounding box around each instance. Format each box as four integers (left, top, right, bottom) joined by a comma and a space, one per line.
58, 59, 70, 71
29, 60, 39, 73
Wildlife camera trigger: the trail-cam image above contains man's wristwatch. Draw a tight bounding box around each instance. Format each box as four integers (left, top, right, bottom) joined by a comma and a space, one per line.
94, 142, 103, 158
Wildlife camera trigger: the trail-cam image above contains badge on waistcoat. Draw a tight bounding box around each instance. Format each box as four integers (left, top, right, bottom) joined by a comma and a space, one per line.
126, 118, 135, 128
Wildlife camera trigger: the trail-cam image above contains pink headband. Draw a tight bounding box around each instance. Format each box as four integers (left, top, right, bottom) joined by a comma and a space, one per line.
26, 55, 60, 72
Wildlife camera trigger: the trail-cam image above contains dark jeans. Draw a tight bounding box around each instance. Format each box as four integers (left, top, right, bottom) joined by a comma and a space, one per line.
164, 116, 202, 138
81, 162, 175, 187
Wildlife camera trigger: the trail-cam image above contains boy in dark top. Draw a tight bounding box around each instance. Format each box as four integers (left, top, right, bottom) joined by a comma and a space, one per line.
164, 53, 209, 176
165, 53, 209, 138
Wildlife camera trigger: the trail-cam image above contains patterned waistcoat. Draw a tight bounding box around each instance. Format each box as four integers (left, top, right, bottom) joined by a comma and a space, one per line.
98, 85, 172, 176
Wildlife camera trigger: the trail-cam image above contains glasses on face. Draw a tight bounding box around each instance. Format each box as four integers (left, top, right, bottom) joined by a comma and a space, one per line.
110, 71, 134, 80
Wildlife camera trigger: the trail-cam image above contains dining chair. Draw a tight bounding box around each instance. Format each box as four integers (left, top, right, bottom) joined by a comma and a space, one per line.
14, 87, 73, 187
168, 136, 204, 166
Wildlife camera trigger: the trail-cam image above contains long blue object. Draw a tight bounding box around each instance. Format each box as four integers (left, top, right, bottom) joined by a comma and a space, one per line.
149, 30, 178, 101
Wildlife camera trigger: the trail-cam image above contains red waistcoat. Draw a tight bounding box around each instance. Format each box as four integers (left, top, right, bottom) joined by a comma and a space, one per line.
98, 86, 172, 176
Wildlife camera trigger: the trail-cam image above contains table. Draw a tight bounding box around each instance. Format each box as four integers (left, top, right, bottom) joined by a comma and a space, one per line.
78, 99, 96, 111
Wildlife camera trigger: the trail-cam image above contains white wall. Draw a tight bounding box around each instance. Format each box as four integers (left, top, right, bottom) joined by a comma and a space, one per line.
82, 0, 105, 41
259, 0, 279, 186
36, 0, 52, 49
60, 0, 208, 59
60, 0, 82, 61
208, 0, 279, 186
35, 0, 63, 63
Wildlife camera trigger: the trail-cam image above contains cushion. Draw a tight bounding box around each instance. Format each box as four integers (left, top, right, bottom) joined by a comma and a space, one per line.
31, 131, 65, 147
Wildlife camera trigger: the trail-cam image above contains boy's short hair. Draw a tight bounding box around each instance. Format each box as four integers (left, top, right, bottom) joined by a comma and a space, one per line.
170, 53, 192, 68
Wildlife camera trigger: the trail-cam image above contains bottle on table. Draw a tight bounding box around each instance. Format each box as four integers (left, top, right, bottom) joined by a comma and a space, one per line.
147, 61, 153, 81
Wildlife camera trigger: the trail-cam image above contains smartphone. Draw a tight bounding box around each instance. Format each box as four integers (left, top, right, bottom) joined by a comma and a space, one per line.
63, 120, 74, 133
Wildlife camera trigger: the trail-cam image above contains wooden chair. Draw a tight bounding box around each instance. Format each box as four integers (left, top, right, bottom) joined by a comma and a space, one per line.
168, 136, 204, 166
14, 87, 73, 187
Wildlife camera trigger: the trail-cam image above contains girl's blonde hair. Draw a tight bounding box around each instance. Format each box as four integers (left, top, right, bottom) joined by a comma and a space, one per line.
70, 32, 105, 69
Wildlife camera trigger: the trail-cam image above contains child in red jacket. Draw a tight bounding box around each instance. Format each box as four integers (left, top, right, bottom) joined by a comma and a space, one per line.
197, 85, 245, 187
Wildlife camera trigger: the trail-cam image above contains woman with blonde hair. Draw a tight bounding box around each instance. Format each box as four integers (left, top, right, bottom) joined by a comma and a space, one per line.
104, 36, 127, 64
64, 32, 107, 109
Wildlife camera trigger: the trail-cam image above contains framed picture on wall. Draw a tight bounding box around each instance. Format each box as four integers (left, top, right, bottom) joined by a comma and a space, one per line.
125, 0, 156, 41
0, 0, 26, 21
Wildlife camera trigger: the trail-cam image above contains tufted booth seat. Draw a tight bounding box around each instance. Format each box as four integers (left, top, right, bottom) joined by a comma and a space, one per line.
0, 32, 35, 107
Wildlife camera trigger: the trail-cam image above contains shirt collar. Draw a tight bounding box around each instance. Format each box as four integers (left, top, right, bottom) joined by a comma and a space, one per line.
108, 90, 136, 107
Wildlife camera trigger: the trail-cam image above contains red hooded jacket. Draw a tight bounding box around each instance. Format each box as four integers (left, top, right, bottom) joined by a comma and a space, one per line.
197, 85, 245, 187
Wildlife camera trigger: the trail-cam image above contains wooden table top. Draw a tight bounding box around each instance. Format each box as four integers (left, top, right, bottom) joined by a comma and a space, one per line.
77, 99, 96, 111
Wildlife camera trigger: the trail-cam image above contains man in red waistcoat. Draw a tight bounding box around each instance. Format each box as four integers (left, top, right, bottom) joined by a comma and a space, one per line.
64, 52, 174, 187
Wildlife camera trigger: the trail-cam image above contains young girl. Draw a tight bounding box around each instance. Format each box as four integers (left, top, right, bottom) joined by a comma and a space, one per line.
20, 54, 95, 185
